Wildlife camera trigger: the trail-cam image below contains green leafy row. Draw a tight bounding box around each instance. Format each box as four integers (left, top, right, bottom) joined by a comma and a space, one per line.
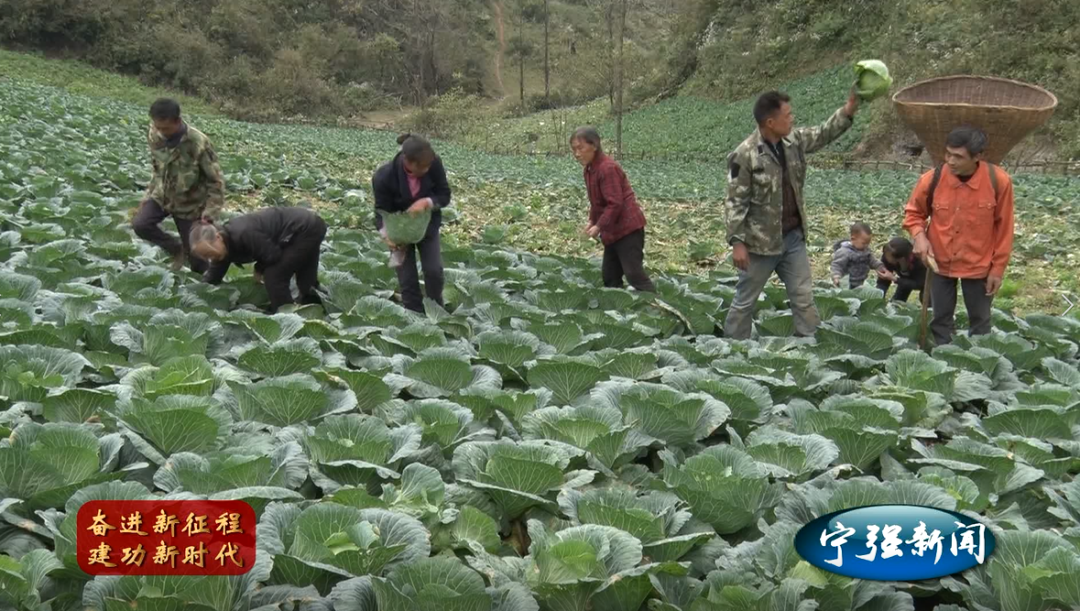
4, 67, 1080, 611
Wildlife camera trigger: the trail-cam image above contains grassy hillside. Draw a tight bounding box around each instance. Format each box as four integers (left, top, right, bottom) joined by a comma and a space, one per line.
452, 64, 863, 159
679, 0, 1080, 159
3, 51, 1078, 317
416, 1, 1079, 164
0, 50, 214, 113
489, 0, 677, 106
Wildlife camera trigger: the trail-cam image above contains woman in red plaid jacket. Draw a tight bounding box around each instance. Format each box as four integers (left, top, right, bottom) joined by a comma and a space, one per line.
570, 126, 656, 292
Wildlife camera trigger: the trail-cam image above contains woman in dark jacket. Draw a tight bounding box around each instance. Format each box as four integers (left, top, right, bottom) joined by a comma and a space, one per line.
372, 133, 452, 312
876, 237, 929, 305
190, 206, 327, 313
570, 126, 655, 292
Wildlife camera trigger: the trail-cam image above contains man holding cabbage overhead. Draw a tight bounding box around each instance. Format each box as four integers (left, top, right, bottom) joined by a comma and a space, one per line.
723, 89, 860, 339
723, 61, 889, 340
372, 133, 453, 313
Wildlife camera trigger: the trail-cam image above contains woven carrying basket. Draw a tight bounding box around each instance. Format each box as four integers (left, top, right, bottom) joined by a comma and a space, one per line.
892, 75, 1057, 165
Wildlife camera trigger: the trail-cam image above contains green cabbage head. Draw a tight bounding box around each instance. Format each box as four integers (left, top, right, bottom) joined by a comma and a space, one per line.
379, 208, 433, 245
854, 60, 893, 101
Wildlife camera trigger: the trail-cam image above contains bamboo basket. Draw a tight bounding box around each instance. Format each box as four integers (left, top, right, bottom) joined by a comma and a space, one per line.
892, 75, 1058, 165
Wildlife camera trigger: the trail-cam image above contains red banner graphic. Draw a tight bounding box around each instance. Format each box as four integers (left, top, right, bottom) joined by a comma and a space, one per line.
76, 500, 256, 576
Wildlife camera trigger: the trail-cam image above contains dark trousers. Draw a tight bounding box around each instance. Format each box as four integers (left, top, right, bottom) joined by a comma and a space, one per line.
397, 226, 444, 313
877, 277, 928, 305
602, 229, 655, 292
930, 274, 993, 346
264, 218, 327, 313
131, 199, 207, 273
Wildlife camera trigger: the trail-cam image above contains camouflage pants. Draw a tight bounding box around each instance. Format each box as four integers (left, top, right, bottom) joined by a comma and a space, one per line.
723, 227, 819, 340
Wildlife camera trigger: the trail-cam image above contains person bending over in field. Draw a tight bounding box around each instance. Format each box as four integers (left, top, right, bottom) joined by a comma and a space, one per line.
875, 237, 929, 305
831, 221, 887, 289
372, 134, 452, 313
190, 207, 327, 314
570, 126, 655, 292
723, 89, 859, 340
132, 98, 225, 273
903, 126, 1015, 345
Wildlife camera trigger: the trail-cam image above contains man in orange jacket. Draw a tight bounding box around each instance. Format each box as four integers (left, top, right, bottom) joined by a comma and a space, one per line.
902, 127, 1015, 346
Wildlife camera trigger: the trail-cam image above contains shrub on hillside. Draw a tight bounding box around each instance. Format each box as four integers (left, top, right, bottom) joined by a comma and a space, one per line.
398, 88, 488, 139
0, 0, 484, 122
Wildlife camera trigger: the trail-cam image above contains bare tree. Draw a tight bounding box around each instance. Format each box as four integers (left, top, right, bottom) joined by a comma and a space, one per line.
606, 1, 615, 108
519, 1, 525, 102
544, 0, 550, 100
356, 0, 435, 107
613, 0, 627, 159
357, 0, 473, 107
582, 0, 615, 108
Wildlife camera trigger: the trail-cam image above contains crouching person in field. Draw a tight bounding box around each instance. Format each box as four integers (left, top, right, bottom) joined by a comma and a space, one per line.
876, 237, 929, 305
191, 207, 327, 313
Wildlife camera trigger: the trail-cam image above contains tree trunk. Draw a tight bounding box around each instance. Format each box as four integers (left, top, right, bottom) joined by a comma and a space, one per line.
518, 3, 525, 103
543, 0, 550, 100
606, 3, 614, 108
427, 29, 439, 96
414, 0, 427, 109
492, 0, 506, 97
614, 0, 627, 160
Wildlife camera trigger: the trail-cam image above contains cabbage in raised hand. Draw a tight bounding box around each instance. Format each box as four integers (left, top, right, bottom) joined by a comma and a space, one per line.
854, 60, 893, 102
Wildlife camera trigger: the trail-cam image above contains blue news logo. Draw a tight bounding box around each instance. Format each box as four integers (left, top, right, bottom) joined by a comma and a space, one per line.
794, 505, 996, 581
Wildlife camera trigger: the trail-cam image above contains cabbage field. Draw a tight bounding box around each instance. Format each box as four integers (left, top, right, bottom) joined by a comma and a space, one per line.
4, 74, 1080, 611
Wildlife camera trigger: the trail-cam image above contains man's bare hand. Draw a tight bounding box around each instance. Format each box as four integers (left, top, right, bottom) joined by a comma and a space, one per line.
843, 87, 860, 117
913, 233, 933, 263
986, 275, 1003, 296
876, 268, 893, 281
253, 270, 264, 285
407, 198, 433, 217
732, 242, 750, 272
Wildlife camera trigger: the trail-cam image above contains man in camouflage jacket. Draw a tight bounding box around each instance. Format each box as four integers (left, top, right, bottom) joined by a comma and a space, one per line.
132, 98, 225, 273
723, 90, 859, 340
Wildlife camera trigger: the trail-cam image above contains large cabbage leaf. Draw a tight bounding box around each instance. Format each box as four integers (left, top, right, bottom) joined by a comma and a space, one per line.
258, 502, 430, 596
0, 422, 130, 509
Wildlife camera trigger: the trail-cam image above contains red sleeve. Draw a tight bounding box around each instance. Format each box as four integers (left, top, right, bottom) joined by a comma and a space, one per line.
586, 168, 600, 225
595, 164, 626, 235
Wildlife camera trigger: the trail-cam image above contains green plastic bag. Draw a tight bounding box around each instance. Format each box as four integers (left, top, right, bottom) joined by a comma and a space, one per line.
853, 60, 893, 102
378, 208, 433, 245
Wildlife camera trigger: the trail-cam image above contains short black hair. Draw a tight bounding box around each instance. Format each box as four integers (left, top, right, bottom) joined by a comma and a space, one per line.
570, 126, 603, 154
754, 91, 791, 125
850, 221, 872, 236
397, 133, 435, 164
149, 98, 181, 121
884, 237, 913, 259
945, 126, 989, 157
